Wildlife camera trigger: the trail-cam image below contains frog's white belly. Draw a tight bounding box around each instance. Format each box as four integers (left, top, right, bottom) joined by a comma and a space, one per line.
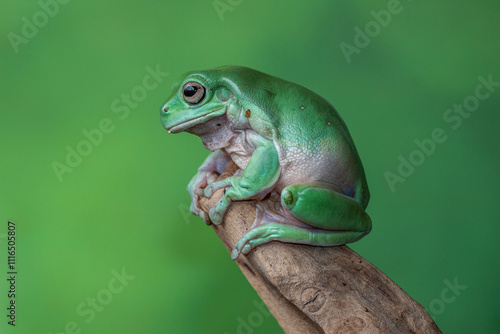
223, 130, 255, 170
275, 142, 358, 194
229, 153, 252, 170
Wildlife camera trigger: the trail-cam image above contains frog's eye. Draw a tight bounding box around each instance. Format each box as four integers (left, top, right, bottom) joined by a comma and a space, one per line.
182, 81, 206, 104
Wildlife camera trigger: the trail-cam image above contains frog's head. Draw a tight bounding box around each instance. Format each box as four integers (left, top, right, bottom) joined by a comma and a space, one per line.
161, 69, 235, 134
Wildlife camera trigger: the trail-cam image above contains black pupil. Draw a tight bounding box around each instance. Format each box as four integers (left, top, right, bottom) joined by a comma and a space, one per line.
184, 86, 197, 97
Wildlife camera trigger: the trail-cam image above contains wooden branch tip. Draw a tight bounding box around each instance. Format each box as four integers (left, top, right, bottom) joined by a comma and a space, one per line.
199, 162, 441, 334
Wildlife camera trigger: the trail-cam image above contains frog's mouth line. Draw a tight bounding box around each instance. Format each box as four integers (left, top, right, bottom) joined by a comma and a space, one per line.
167, 107, 226, 134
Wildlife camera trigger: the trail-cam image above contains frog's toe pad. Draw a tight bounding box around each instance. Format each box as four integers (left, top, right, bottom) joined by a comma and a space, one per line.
208, 207, 222, 225
231, 223, 284, 260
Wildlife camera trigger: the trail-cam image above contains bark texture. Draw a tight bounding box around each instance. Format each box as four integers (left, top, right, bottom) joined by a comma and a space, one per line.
199, 162, 441, 334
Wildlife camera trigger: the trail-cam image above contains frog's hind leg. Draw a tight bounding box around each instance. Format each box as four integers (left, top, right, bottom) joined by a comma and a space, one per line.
231, 182, 371, 260
281, 181, 372, 233
231, 223, 366, 260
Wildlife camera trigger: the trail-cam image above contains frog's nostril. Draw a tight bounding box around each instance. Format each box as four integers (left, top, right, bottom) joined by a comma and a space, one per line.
163, 107, 169, 113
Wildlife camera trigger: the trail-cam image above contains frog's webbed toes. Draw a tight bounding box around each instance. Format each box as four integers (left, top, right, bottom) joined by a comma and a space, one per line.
188, 171, 219, 200
194, 188, 205, 197
206, 186, 234, 225
231, 223, 284, 260
204, 178, 231, 198
208, 206, 223, 226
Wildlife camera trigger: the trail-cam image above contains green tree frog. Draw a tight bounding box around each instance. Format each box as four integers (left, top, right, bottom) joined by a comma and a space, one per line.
161, 66, 371, 260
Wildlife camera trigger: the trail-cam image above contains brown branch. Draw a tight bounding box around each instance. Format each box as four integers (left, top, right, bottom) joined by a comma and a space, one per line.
200, 162, 441, 334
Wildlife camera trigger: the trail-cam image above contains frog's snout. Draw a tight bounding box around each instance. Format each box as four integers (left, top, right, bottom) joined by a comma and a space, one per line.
160, 104, 173, 132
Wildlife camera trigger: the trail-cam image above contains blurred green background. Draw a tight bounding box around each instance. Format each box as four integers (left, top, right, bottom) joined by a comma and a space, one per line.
1, 1, 499, 333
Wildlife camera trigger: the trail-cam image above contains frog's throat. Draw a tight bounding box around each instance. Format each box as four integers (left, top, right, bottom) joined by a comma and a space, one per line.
167, 107, 226, 134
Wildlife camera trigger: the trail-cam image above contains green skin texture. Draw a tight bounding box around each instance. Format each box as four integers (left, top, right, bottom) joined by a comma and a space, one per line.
161, 66, 371, 260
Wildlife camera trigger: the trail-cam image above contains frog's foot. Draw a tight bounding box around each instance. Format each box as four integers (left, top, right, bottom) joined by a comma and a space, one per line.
186, 150, 233, 224
187, 162, 228, 222
231, 223, 286, 260
204, 178, 232, 199
188, 172, 219, 225
208, 169, 274, 226
231, 199, 309, 260
208, 195, 231, 225
231, 223, 367, 260
200, 170, 243, 225
205, 177, 235, 225
204, 169, 243, 198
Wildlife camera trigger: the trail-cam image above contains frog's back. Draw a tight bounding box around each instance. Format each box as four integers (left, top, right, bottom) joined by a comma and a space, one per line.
196, 66, 370, 208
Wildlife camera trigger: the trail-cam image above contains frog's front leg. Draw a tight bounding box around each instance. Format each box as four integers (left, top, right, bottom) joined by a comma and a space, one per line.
187, 150, 231, 224
232, 182, 372, 259
205, 144, 280, 225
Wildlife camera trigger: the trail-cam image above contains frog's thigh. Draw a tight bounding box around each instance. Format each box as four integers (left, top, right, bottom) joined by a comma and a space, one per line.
281, 181, 371, 233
